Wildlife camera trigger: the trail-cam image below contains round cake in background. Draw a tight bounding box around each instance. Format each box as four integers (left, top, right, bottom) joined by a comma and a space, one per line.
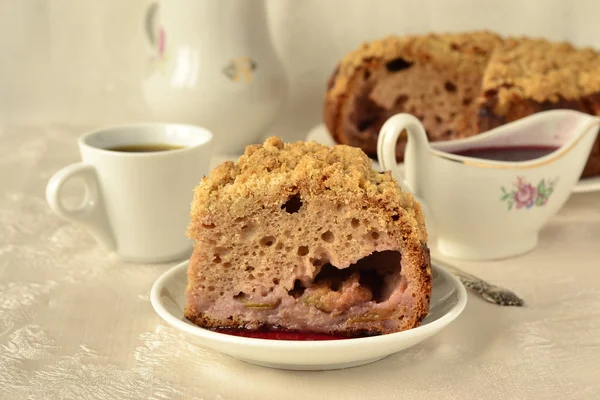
323, 31, 600, 178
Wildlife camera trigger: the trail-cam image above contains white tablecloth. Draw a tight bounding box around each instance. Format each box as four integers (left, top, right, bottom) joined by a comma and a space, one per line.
1, 123, 599, 400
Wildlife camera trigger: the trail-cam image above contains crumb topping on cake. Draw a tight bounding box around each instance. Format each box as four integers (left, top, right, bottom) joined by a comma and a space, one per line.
189, 137, 426, 242
482, 37, 600, 106
327, 31, 502, 101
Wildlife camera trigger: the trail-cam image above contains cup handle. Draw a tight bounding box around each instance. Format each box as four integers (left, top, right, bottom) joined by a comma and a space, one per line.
46, 163, 116, 252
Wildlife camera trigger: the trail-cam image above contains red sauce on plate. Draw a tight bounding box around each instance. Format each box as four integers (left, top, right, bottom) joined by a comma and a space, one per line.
452, 145, 559, 162
213, 328, 354, 341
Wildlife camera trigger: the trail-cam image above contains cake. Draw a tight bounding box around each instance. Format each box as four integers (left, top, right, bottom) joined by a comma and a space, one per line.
323, 32, 600, 178
184, 137, 432, 336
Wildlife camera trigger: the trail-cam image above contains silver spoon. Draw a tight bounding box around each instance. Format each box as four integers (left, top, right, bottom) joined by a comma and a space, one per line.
433, 257, 525, 307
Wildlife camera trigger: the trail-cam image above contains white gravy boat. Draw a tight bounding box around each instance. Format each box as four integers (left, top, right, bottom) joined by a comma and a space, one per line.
377, 110, 600, 260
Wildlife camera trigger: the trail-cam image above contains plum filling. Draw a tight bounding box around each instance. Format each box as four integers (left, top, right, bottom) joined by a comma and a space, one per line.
294, 250, 404, 315
312, 250, 400, 303
197, 250, 409, 333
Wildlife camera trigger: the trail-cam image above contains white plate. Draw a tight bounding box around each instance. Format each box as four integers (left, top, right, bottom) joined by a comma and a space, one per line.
306, 124, 600, 194
150, 260, 467, 371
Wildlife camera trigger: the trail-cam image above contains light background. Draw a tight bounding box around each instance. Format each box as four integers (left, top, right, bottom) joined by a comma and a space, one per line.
1, 0, 599, 141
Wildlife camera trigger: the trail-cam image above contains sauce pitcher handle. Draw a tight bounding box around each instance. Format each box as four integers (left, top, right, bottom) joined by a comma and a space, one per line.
377, 113, 430, 201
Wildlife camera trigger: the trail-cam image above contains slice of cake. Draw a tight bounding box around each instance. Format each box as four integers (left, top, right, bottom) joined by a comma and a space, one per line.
477, 37, 600, 177
323, 31, 502, 162
184, 137, 431, 336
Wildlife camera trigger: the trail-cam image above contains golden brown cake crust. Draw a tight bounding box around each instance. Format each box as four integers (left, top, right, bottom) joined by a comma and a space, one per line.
185, 137, 431, 336
481, 37, 600, 109
189, 137, 427, 243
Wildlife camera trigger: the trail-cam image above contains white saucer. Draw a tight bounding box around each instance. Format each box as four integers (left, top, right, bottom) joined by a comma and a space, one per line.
306, 124, 600, 194
150, 260, 467, 371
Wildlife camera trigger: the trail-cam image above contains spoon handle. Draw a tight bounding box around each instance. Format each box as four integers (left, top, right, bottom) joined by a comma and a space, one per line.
432, 257, 525, 307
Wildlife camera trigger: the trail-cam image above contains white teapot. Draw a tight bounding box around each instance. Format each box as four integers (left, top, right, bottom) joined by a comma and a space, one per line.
142, 0, 288, 154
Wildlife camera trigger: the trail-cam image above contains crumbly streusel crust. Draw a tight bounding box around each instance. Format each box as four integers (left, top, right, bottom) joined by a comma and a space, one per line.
481, 37, 600, 110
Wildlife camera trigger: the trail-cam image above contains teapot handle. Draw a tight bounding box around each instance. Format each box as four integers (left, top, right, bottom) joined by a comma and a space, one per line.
377, 113, 430, 202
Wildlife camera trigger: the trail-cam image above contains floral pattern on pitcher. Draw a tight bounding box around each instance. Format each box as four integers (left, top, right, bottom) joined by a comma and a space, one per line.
151, 26, 169, 73
222, 57, 258, 83
501, 176, 558, 210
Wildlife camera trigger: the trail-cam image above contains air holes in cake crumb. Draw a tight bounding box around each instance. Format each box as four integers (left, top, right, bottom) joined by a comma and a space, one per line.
259, 250, 265, 257
234, 217, 246, 224
358, 119, 375, 132
276, 242, 283, 250
240, 223, 256, 239
370, 230, 380, 240
207, 286, 215, 292
385, 57, 413, 72
351, 218, 360, 228
392, 214, 400, 221
257, 272, 264, 278
311, 257, 327, 268
212, 255, 221, 264
245, 266, 254, 272
321, 230, 334, 243
463, 97, 472, 106
282, 194, 303, 213
248, 274, 255, 280
223, 262, 231, 269
273, 278, 280, 285
394, 95, 408, 108
346, 234, 352, 241
260, 236, 276, 247
288, 280, 306, 298
435, 115, 442, 124
233, 291, 246, 299
363, 70, 371, 80
201, 223, 215, 229
444, 81, 457, 93
297, 246, 309, 256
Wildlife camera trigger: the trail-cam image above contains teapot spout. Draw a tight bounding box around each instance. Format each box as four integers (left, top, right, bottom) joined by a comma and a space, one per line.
377, 114, 431, 196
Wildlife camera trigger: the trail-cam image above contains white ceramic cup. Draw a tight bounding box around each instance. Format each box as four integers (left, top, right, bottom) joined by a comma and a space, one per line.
46, 123, 213, 263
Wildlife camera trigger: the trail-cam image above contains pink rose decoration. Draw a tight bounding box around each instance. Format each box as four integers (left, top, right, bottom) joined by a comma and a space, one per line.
514, 182, 536, 209
158, 28, 166, 57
